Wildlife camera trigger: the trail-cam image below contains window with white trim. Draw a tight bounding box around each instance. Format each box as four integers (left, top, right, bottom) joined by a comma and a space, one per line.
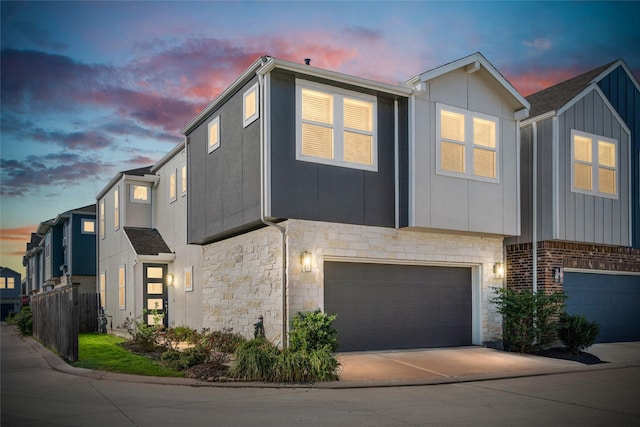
118, 265, 125, 309
7, 277, 14, 289
184, 266, 193, 292
99, 272, 106, 309
208, 116, 220, 153
82, 218, 95, 234
243, 83, 259, 127
99, 199, 105, 239
437, 103, 499, 182
130, 184, 150, 203
296, 79, 377, 171
181, 165, 187, 195
169, 170, 177, 203
571, 130, 618, 198
114, 186, 120, 230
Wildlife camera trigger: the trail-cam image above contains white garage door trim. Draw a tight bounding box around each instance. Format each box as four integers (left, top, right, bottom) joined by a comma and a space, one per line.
321, 256, 483, 346
563, 268, 640, 277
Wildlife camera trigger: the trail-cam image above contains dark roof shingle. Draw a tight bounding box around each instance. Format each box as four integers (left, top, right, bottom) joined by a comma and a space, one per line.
124, 227, 172, 256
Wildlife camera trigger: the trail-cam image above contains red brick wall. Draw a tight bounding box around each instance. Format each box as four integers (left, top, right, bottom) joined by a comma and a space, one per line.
506, 241, 640, 293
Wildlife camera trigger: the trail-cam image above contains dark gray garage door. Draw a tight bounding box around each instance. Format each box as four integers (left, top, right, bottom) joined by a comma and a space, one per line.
564, 272, 640, 343
324, 262, 472, 352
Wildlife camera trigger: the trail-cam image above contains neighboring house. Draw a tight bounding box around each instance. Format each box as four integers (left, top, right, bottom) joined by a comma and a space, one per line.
22, 205, 97, 295
96, 152, 202, 333
180, 53, 529, 351
507, 60, 640, 343
0, 267, 22, 320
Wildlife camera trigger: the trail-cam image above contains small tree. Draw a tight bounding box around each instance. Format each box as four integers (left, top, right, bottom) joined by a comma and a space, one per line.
289, 310, 338, 352
491, 287, 566, 353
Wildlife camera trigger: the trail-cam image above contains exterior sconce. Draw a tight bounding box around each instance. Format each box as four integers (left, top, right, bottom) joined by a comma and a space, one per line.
553, 267, 564, 284
166, 273, 174, 286
493, 262, 505, 279
300, 251, 312, 273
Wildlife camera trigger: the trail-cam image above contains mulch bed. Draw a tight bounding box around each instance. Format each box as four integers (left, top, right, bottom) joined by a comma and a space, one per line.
534, 347, 605, 365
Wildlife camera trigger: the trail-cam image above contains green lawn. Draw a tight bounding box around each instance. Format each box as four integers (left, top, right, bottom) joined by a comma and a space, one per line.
72, 333, 184, 377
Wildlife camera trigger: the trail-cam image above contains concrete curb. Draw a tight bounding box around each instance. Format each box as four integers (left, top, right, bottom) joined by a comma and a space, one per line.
24, 333, 640, 390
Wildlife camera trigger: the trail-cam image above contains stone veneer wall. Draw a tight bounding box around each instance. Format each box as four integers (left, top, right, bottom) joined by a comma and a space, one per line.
506, 241, 640, 293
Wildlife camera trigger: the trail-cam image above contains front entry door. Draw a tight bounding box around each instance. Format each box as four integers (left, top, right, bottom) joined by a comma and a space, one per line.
143, 264, 168, 327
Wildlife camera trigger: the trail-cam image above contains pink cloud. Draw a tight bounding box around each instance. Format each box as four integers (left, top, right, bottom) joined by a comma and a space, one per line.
506, 67, 586, 96
0, 226, 36, 242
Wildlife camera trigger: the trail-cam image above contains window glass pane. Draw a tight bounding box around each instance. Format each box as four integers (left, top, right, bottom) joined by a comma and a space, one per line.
170, 173, 176, 199
208, 120, 218, 148
599, 168, 616, 194
302, 123, 333, 159
83, 220, 95, 233
302, 89, 333, 124
344, 98, 372, 132
181, 165, 187, 193
245, 89, 256, 120
133, 185, 148, 201
473, 117, 496, 148
185, 268, 192, 291
7, 278, 14, 289
147, 282, 163, 294
344, 132, 372, 165
473, 147, 496, 178
574, 135, 592, 162
147, 267, 163, 279
598, 141, 616, 167
441, 141, 465, 173
147, 315, 162, 326
0, 279, 5, 289
147, 298, 163, 311
574, 163, 593, 190
441, 110, 465, 142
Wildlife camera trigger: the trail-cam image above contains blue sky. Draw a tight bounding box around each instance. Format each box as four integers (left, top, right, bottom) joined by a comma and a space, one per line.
2, 1, 639, 276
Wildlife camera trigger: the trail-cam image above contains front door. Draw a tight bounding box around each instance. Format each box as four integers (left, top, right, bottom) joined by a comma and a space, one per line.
143, 264, 168, 327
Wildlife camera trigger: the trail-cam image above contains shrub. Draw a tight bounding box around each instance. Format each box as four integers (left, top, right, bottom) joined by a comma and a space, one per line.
164, 326, 197, 349
491, 287, 566, 353
199, 328, 245, 354
161, 346, 209, 370
12, 306, 33, 336
231, 338, 278, 381
558, 312, 600, 354
121, 310, 165, 352
289, 310, 338, 352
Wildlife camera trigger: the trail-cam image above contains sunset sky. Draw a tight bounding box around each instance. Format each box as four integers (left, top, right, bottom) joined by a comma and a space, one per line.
2, 1, 639, 277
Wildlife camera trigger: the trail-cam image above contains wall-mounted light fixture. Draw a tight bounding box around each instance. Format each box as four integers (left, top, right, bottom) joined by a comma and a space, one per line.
493, 262, 505, 279
553, 267, 563, 284
166, 273, 174, 286
300, 251, 312, 273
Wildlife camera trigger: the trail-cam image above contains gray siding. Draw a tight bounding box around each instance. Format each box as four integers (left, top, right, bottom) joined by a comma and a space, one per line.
269, 72, 403, 228
187, 77, 262, 245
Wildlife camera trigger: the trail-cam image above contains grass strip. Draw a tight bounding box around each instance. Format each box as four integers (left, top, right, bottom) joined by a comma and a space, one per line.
73, 333, 184, 377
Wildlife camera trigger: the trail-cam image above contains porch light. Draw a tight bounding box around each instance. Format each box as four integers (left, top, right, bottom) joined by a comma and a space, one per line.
493, 262, 505, 279
300, 251, 312, 273
166, 273, 174, 286
553, 267, 563, 284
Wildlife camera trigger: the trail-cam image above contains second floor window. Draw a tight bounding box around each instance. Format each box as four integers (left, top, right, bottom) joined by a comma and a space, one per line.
243, 83, 259, 127
181, 165, 187, 195
208, 116, 220, 153
99, 200, 105, 239
437, 103, 499, 182
296, 79, 377, 171
82, 219, 95, 234
169, 170, 177, 202
114, 186, 120, 230
572, 130, 617, 198
131, 184, 150, 203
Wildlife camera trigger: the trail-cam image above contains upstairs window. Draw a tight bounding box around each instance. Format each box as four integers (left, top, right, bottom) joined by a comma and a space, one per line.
169, 170, 177, 203
131, 184, 150, 203
243, 83, 259, 127
82, 218, 96, 234
99, 200, 105, 239
296, 79, 377, 171
114, 186, 120, 230
7, 277, 14, 289
437, 103, 499, 182
572, 130, 617, 198
181, 165, 187, 195
208, 116, 220, 153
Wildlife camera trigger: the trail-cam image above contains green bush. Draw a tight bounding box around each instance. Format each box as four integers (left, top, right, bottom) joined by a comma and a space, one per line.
160, 346, 209, 370
12, 306, 33, 336
199, 328, 245, 354
231, 338, 278, 381
121, 310, 165, 352
491, 287, 566, 353
289, 310, 338, 352
558, 312, 600, 354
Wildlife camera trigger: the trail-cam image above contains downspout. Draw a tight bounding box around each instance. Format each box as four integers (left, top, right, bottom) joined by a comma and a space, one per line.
258, 70, 288, 348
532, 122, 538, 294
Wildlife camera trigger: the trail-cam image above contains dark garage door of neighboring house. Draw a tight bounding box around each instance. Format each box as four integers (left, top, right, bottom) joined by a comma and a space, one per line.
324, 262, 472, 352
564, 272, 640, 343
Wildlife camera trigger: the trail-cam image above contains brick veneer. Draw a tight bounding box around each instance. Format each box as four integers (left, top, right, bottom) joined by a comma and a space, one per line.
506, 241, 640, 293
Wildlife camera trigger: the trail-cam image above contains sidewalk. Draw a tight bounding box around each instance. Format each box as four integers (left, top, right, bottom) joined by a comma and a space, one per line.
7, 324, 640, 389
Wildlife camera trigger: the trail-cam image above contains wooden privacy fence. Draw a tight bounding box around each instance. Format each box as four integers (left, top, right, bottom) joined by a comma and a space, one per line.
32, 284, 99, 362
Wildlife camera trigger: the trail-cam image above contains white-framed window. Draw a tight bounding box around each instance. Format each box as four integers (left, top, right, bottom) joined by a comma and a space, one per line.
45, 234, 50, 259
169, 169, 177, 203
296, 79, 377, 171
184, 266, 193, 292
7, 277, 14, 289
243, 82, 259, 127
118, 265, 125, 309
571, 129, 618, 198
208, 116, 220, 153
114, 186, 120, 230
181, 165, 187, 196
130, 184, 150, 203
436, 103, 499, 182
82, 218, 96, 234
99, 199, 105, 239
99, 271, 106, 309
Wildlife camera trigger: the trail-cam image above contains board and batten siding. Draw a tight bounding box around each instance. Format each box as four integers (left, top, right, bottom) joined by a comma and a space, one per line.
412, 67, 520, 236
187, 76, 262, 245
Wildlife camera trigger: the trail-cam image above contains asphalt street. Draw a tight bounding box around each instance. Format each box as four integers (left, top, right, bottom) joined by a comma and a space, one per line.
2, 324, 639, 426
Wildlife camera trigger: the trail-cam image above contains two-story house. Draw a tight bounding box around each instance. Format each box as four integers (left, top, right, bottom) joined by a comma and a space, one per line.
96, 153, 202, 332
507, 60, 640, 343
23, 233, 44, 295
180, 53, 529, 351
0, 267, 22, 320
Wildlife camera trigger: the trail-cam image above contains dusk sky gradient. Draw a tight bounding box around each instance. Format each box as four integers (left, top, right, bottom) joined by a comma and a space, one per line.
2, 1, 639, 276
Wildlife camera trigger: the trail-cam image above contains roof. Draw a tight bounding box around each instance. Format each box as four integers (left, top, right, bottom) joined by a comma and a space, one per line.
526, 61, 616, 118
121, 166, 153, 176
96, 165, 156, 200
124, 227, 172, 256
